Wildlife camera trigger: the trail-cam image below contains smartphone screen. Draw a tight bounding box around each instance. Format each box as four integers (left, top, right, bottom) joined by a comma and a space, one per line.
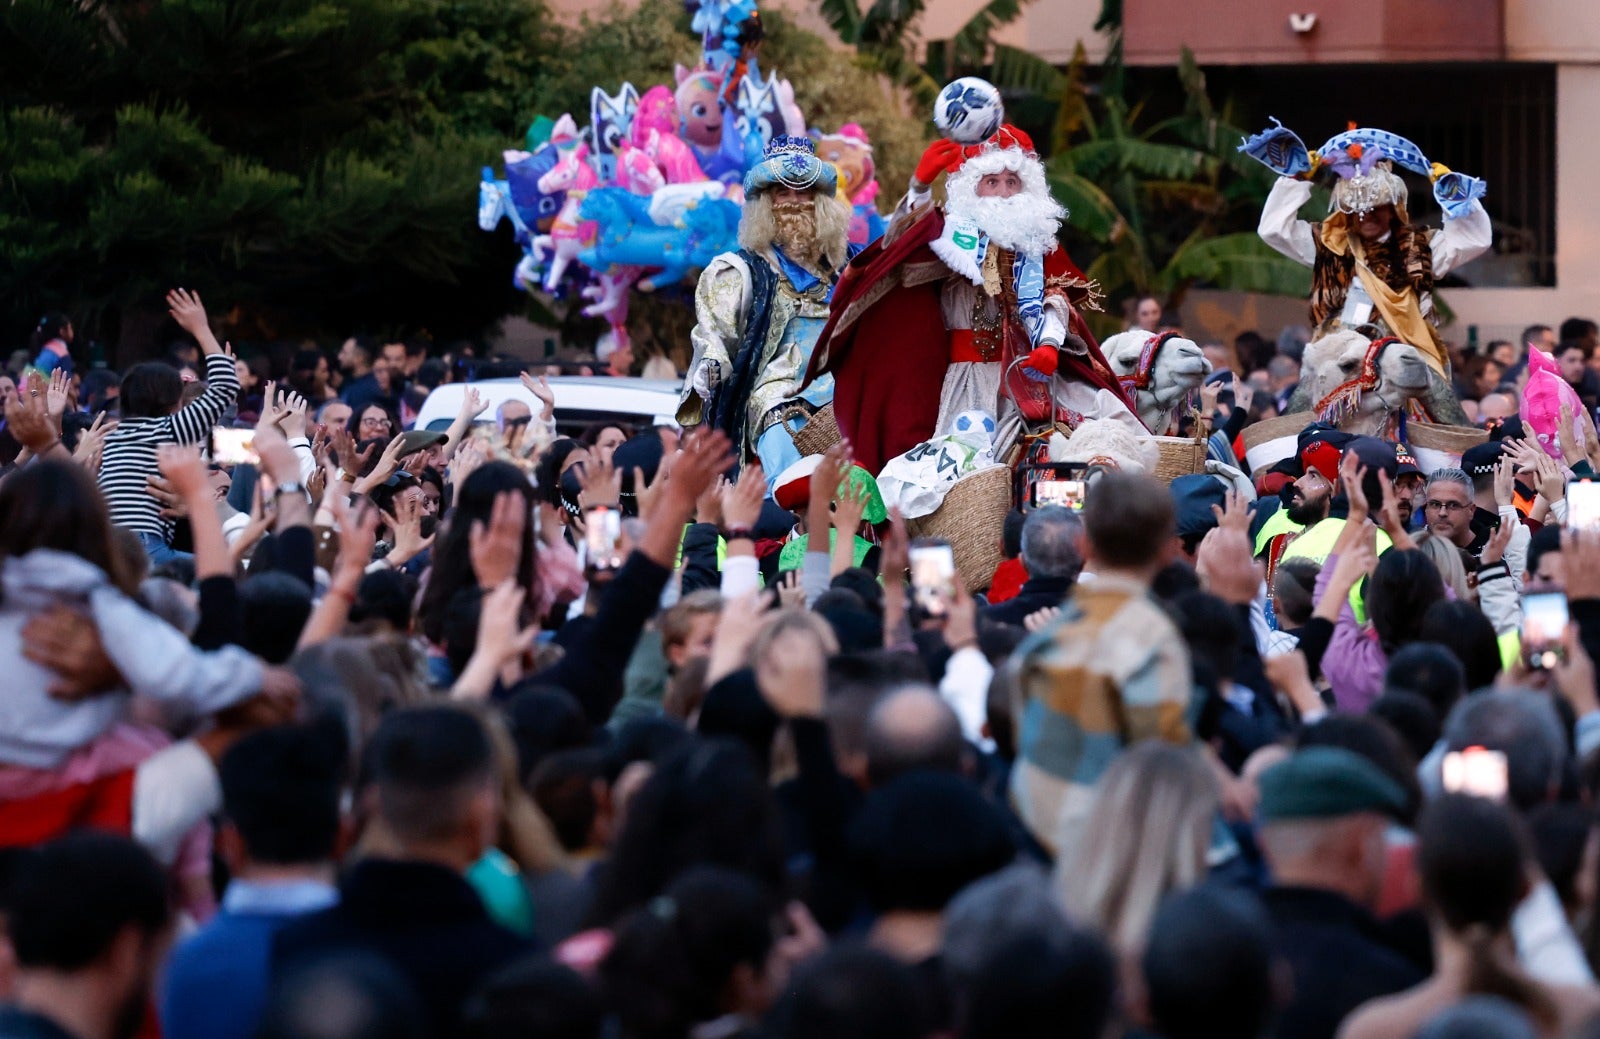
212, 427, 258, 466
1032, 479, 1086, 511
1568, 482, 1600, 531
584, 506, 623, 573
1441, 747, 1509, 800
909, 539, 956, 618
1522, 591, 1570, 670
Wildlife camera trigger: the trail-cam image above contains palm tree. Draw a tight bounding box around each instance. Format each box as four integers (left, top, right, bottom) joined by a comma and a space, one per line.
998, 45, 1311, 336
817, 0, 1036, 107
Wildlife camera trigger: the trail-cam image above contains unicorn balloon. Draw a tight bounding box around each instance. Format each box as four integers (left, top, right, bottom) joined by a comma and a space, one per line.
531, 142, 600, 292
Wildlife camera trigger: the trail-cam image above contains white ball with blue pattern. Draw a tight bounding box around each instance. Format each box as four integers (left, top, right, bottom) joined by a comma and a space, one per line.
933, 78, 1004, 145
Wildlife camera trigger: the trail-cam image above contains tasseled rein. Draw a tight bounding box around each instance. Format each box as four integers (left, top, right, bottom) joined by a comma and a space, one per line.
1313, 335, 1434, 431
1117, 330, 1182, 404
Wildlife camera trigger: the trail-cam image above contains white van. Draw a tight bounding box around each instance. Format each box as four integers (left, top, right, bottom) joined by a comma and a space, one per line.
412, 376, 683, 438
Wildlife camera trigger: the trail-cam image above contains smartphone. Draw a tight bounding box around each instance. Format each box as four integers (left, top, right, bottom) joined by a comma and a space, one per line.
212, 427, 257, 466
583, 505, 623, 573
909, 538, 957, 618
1522, 591, 1570, 670
1441, 746, 1510, 800
1032, 479, 1087, 511
1568, 481, 1600, 531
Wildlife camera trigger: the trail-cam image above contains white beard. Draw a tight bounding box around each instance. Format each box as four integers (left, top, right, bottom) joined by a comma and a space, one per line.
945, 189, 1063, 258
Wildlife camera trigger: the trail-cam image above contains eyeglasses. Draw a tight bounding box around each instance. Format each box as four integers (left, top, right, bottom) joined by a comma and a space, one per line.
1424, 499, 1470, 514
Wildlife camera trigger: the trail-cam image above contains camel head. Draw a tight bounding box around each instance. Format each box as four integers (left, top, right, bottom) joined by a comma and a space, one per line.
1100, 330, 1213, 433
1296, 328, 1431, 432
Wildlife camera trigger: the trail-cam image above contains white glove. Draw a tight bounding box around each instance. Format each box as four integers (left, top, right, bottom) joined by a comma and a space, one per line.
691, 359, 724, 401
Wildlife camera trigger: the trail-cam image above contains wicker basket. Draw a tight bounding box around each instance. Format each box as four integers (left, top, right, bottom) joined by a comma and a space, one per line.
904, 464, 1013, 592
1407, 421, 1488, 455
790, 404, 842, 457
1152, 436, 1207, 482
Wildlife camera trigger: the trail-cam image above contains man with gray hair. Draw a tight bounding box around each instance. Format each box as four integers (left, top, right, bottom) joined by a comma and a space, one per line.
981, 506, 1082, 629
1424, 459, 1528, 588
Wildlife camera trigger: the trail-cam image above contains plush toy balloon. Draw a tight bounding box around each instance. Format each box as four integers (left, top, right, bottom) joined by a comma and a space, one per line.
816, 124, 884, 247
579, 189, 739, 291
1522, 347, 1585, 461
632, 85, 709, 184
674, 65, 746, 186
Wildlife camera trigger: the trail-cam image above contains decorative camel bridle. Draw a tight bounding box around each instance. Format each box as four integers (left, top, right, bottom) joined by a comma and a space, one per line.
1313, 335, 1434, 433
1116, 330, 1183, 404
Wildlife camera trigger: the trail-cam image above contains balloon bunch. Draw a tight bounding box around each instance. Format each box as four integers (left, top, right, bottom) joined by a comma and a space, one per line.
475, 0, 887, 351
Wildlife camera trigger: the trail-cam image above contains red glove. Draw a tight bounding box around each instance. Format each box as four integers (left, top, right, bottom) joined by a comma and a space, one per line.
913, 139, 964, 187
1023, 345, 1059, 378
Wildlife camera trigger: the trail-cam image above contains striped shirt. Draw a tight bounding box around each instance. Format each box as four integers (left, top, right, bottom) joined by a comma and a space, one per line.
99, 354, 239, 541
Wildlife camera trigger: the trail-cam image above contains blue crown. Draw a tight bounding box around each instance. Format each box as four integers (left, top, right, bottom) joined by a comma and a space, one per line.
763, 135, 816, 159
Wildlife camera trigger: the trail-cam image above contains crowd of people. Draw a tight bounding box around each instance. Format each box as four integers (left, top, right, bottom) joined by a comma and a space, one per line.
10, 277, 1600, 1039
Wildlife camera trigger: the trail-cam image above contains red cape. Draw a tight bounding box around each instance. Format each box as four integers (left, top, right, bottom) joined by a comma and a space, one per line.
805, 206, 1128, 473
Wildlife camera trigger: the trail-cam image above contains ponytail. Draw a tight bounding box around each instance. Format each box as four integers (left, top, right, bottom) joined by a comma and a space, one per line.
1459, 924, 1560, 1032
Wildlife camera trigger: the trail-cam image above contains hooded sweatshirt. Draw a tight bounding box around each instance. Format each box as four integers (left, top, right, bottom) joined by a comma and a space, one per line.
0, 549, 262, 769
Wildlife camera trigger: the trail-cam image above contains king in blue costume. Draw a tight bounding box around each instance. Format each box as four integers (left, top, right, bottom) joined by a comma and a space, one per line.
676, 136, 861, 481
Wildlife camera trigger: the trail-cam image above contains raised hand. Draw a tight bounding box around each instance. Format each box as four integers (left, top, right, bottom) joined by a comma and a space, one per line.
353, 433, 408, 495
156, 443, 210, 500
5, 390, 59, 455
458, 386, 490, 423
381, 494, 434, 567
45, 368, 69, 424
663, 427, 734, 508
832, 473, 870, 534
1209, 487, 1252, 535
578, 453, 621, 509
279, 389, 310, 439
165, 288, 212, 338
520, 372, 556, 419
470, 490, 526, 589
1196, 526, 1262, 606
73, 411, 115, 474
721, 462, 765, 530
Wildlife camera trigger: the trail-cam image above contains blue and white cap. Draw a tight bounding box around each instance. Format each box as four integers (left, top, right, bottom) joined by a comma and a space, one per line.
743, 135, 838, 197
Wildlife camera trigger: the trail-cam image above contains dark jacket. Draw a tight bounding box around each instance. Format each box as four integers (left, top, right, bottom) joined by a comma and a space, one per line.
980, 574, 1074, 629
272, 859, 533, 1039
1263, 886, 1426, 1039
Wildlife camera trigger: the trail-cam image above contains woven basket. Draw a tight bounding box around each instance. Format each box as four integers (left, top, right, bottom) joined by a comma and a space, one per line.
790, 403, 842, 457
904, 464, 1013, 592
1152, 436, 1207, 482
1407, 421, 1488, 455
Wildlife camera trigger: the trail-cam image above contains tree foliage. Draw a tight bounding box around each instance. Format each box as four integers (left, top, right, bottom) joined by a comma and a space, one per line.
1, 0, 553, 360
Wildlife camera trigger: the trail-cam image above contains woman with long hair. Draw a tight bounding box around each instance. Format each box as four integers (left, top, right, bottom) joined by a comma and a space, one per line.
1056, 741, 1219, 956
1338, 795, 1600, 1039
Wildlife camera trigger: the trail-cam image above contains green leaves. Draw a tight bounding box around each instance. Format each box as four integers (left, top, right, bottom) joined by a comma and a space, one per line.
1162, 233, 1311, 296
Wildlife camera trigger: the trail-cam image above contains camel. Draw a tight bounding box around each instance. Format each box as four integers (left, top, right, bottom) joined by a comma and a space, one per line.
1099, 331, 1214, 434
1285, 328, 1455, 436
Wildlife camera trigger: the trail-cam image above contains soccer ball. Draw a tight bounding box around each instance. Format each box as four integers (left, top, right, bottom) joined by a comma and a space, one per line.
934, 77, 1004, 145
951, 410, 997, 438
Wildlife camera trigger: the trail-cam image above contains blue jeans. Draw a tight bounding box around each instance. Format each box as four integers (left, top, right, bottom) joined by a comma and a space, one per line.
136, 531, 194, 568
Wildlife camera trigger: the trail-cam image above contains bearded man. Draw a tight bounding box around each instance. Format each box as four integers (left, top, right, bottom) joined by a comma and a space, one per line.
806, 121, 1138, 474
677, 135, 856, 478
1255, 138, 1491, 381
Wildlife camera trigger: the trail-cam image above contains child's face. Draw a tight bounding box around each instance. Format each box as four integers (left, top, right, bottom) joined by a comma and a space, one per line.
666, 612, 719, 670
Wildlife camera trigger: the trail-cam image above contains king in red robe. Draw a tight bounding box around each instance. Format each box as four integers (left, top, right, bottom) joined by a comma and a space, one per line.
803, 125, 1139, 475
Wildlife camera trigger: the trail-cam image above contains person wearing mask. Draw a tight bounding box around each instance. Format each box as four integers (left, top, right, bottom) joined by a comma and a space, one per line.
1338, 796, 1600, 1039
272, 707, 532, 1038
0, 833, 172, 1039
161, 726, 345, 1039
1254, 746, 1425, 1039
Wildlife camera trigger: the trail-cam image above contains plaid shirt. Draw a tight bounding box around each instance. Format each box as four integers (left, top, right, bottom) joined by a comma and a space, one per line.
1008, 573, 1194, 860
